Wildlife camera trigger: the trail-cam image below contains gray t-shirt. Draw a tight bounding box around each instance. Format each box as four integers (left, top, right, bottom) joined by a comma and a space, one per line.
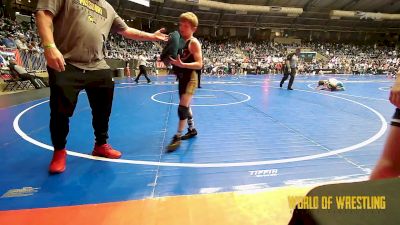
287, 52, 299, 69
36, 0, 128, 70
138, 55, 147, 66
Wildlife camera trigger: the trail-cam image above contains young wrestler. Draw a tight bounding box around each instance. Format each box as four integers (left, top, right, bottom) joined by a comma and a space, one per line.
167, 12, 203, 152
317, 78, 345, 91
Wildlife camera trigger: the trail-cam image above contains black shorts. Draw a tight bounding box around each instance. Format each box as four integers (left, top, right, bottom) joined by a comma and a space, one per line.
391, 108, 400, 127
178, 70, 198, 97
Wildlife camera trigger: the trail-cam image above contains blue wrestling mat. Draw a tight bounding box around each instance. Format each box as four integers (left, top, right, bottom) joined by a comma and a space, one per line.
0, 74, 395, 210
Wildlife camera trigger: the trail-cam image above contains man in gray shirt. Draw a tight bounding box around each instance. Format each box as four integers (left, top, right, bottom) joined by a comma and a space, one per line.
280, 48, 301, 90
36, 0, 168, 173
134, 52, 151, 83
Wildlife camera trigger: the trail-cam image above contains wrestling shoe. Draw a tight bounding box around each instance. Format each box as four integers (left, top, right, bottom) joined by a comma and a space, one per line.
181, 128, 198, 140
92, 144, 122, 159
167, 135, 181, 153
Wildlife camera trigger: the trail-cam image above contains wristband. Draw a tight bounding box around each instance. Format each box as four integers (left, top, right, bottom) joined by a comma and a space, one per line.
43, 43, 56, 49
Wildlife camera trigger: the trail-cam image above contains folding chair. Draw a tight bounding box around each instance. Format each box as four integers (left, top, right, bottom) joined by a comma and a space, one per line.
8, 70, 34, 90
29, 70, 48, 87
1, 73, 17, 91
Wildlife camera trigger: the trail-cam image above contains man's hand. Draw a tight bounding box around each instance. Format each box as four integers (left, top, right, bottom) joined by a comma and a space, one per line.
170, 55, 184, 68
44, 47, 65, 72
152, 28, 168, 42
36, 10, 65, 71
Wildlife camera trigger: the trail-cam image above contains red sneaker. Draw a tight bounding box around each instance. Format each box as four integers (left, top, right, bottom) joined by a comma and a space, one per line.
92, 144, 122, 159
49, 149, 67, 174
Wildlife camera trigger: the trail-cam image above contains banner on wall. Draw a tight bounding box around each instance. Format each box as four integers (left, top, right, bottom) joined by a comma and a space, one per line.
127, 0, 150, 7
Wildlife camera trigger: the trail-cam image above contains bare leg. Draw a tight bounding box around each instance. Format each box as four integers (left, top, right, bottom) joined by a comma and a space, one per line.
167, 94, 194, 152
370, 125, 400, 180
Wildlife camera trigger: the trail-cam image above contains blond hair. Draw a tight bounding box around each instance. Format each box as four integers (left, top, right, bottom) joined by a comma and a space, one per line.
179, 12, 199, 27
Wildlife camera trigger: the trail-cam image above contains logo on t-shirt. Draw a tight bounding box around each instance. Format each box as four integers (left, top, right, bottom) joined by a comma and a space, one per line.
88, 15, 96, 24
74, 0, 107, 18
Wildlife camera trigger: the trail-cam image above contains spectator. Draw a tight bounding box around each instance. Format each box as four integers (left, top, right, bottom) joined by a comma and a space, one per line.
0, 54, 8, 68
14, 35, 29, 51
1, 34, 16, 49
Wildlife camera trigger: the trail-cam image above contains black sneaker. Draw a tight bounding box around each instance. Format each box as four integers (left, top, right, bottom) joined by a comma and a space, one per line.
280, 83, 283, 88
288, 88, 293, 90
166, 135, 181, 153
181, 128, 198, 140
